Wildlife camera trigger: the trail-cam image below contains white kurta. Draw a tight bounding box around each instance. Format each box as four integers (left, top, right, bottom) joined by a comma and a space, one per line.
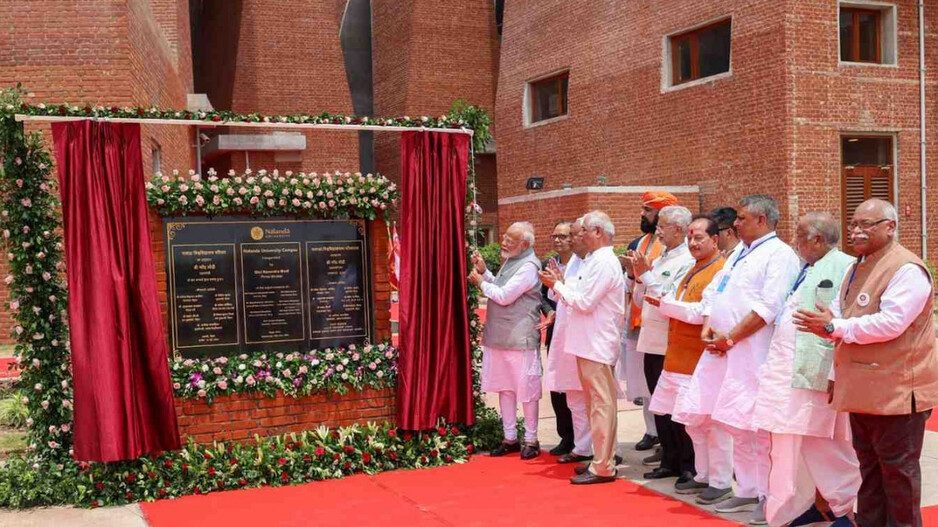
553, 246, 626, 366
635, 243, 695, 356
480, 263, 543, 402
830, 263, 931, 343
753, 293, 850, 439
545, 255, 584, 392
708, 232, 801, 431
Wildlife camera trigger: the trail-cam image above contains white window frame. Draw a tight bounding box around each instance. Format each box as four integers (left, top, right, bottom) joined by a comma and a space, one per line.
661, 15, 733, 93
837, 1, 898, 67
523, 69, 570, 128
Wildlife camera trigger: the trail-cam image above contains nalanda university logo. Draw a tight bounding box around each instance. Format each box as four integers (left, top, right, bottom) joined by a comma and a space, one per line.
250, 226, 264, 241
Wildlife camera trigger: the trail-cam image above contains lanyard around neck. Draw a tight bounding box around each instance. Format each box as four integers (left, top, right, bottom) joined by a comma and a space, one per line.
732, 235, 777, 270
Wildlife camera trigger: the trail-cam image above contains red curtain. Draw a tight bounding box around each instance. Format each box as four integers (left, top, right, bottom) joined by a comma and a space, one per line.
52, 121, 180, 462
397, 131, 474, 430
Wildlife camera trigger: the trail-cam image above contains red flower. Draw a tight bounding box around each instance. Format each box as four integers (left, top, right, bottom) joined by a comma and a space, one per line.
430, 450, 439, 458
238, 478, 247, 486
58, 106, 68, 115
423, 435, 431, 443
315, 446, 325, 457
302, 454, 312, 463
136, 108, 145, 116
163, 480, 171, 487
450, 427, 459, 435
182, 463, 189, 473
280, 472, 290, 481
125, 474, 136, 483
164, 459, 173, 468
193, 487, 201, 495
269, 443, 276, 450
438, 427, 447, 436
204, 453, 212, 460
389, 452, 398, 461
125, 491, 133, 500
466, 444, 475, 454
362, 453, 371, 464
110, 106, 119, 113
207, 467, 216, 476
227, 444, 234, 453
294, 441, 303, 449
147, 471, 157, 480
229, 458, 238, 466
331, 431, 340, 440
83, 107, 92, 115
343, 461, 351, 470
158, 488, 167, 497
212, 115, 221, 122
343, 445, 355, 454
420, 456, 428, 464
90, 500, 100, 508
403, 432, 413, 442
278, 457, 287, 465
445, 455, 453, 463
333, 453, 340, 461
94, 482, 103, 491
387, 429, 397, 438
216, 480, 225, 489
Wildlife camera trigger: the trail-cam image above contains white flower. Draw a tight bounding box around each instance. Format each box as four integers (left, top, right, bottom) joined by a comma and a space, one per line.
9, 300, 18, 311
34, 383, 43, 391
173, 382, 181, 390
21, 396, 29, 404
238, 364, 246, 371
341, 373, 349, 380
311, 359, 320, 366
336, 364, 345, 372
282, 369, 292, 378
213, 367, 222, 375
41, 400, 49, 409
197, 389, 207, 397
376, 371, 384, 378
62, 399, 71, 408
201, 364, 209, 372
298, 365, 308, 374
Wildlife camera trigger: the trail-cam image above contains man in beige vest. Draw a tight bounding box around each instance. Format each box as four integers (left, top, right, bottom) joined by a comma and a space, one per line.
795, 199, 938, 527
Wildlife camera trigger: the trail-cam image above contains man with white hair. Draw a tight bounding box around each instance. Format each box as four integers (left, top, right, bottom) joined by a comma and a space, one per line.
540, 210, 626, 485
795, 199, 938, 527
703, 195, 801, 525
626, 205, 696, 480
753, 213, 860, 527
470, 222, 544, 460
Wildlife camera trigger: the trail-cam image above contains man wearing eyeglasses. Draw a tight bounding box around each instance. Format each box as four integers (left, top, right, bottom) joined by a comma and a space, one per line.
794, 198, 938, 527
712, 207, 743, 260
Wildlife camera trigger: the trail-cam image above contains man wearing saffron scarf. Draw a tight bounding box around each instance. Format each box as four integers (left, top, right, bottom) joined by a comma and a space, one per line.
619, 191, 678, 454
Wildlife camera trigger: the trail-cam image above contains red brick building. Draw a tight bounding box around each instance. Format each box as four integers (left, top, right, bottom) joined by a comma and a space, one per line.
495, 0, 938, 258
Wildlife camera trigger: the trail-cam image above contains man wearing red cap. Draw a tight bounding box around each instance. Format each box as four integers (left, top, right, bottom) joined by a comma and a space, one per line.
619, 191, 677, 456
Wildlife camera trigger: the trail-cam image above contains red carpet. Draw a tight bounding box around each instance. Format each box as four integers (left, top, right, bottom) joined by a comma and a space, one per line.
141, 455, 739, 527
0, 357, 18, 379
928, 410, 938, 432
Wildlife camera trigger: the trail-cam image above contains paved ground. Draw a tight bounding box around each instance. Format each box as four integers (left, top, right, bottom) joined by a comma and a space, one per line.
2, 374, 937, 526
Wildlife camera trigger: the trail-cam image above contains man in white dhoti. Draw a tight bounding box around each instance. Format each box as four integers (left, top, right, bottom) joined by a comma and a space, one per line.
645, 215, 726, 494
627, 206, 695, 479
752, 213, 860, 527
540, 210, 626, 485
702, 195, 801, 525
543, 218, 593, 464
470, 222, 543, 460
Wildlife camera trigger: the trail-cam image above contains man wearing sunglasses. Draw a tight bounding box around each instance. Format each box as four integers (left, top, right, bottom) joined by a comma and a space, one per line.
794, 198, 938, 527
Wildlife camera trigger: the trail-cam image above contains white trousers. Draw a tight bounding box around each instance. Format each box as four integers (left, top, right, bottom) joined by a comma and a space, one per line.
721, 423, 771, 499
766, 433, 861, 526
499, 391, 539, 443
685, 416, 734, 489
565, 389, 593, 456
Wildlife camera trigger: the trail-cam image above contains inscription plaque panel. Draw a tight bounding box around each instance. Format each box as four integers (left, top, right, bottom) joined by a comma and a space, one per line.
164, 217, 372, 358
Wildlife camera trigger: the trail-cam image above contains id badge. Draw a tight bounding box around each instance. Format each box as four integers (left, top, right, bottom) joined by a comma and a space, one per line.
716, 274, 730, 294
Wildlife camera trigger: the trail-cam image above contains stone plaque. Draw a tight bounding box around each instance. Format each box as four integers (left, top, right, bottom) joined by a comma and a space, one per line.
164, 217, 371, 358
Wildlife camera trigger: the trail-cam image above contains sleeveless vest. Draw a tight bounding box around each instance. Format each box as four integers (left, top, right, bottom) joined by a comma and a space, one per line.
664, 254, 725, 374
481, 247, 543, 350
833, 242, 938, 415
629, 234, 664, 331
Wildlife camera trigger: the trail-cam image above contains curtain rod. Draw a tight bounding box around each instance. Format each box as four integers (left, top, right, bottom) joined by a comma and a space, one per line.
13, 114, 474, 136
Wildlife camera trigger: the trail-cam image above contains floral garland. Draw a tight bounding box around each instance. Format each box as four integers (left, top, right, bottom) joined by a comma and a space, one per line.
0, 422, 474, 508
146, 168, 397, 221
171, 344, 397, 402
3, 102, 471, 131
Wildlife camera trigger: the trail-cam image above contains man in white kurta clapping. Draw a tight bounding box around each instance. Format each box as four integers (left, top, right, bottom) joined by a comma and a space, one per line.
470, 222, 544, 460
701, 195, 801, 525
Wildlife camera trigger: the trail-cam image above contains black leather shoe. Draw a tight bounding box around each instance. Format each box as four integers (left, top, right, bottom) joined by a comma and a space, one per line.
548, 442, 573, 456
574, 455, 622, 475
520, 441, 540, 460
635, 434, 659, 451
675, 471, 696, 485
557, 453, 593, 464
570, 471, 617, 485
643, 467, 680, 480
490, 441, 521, 457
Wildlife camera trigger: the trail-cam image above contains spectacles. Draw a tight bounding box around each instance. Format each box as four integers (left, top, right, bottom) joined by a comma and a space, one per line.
847, 218, 890, 231
550, 234, 570, 240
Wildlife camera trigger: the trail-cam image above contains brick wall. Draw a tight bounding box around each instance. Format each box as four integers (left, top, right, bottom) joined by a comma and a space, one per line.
499, 188, 700, 255
496, 0, 938, 264
175, 388, 395, 445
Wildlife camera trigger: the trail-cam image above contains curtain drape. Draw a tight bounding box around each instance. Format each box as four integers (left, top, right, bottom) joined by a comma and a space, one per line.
396, 131, 474, 430
52, 121, 180, 461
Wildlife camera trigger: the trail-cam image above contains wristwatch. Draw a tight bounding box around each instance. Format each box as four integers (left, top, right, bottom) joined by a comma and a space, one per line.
823, 322, 835, 335
724, 337, 735, 348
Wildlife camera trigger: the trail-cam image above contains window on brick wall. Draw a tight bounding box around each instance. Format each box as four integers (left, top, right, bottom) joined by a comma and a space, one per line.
526, 72, 568, 125
151, 144, 162, 176
841, 136, 894, 253
839, 4, 897, 65
669, 18, 732, 86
